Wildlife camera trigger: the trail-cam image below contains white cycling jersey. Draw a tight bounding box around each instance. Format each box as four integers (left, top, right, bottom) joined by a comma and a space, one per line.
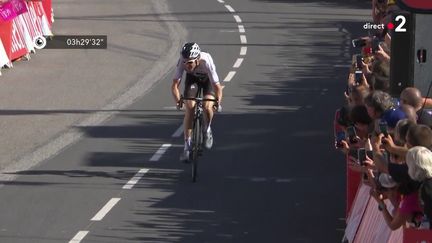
173, 52, 220, 84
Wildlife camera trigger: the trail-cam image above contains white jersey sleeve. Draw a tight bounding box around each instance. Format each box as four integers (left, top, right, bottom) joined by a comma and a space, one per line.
173, 58, 184, 81
202, 52, 219, 84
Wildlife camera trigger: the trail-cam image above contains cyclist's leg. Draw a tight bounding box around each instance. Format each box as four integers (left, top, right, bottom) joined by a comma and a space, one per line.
181, 75, 198, 160
202, 79, 216, 149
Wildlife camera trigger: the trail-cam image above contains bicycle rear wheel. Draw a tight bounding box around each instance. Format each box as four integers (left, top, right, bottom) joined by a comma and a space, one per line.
191, 115, 202, 182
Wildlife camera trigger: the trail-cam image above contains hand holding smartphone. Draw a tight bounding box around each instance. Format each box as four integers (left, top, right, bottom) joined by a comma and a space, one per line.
335, 131, 346, 148
372, 37, 380, 53
347, 126, 359, 144
379, 121, 389, 137
352, 38, 367, 48
358, 148, 367, 166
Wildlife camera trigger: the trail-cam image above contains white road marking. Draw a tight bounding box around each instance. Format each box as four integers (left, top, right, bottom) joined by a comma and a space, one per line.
240, 46, 247, 56
172, 125, 183, 138
233, 15, 242, 23
217, 0, 225, 3
91, 198, 121, 221
240, 35, 247, 44
69, 231, 89, 243
223, 71, 236, 82
150, 144, 172, 161
238, 25, 245, 33
233, 58, 244, 68
225, 5, 235, 12
123, 169, 149, 189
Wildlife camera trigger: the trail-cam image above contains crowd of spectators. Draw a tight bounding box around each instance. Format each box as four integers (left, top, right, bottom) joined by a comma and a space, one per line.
334, 0, 432, 231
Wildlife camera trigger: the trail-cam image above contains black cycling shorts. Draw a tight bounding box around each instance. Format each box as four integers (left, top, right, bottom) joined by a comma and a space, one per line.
183, 73, 215, 98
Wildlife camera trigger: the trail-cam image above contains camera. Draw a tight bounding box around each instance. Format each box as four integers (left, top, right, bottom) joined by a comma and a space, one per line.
352, 38, 367, 48
346, 126, 359, 144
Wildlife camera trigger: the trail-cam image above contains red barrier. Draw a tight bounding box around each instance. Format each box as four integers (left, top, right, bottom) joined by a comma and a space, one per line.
0, 38, 10, 68
347, 164, 362, 216
41, 0, 52, 26
0, 0, 53, 64
344, 184, 371, 242
0, 20, 13, 60
403, 228, 432, 243
345, 173, 432, 242
11, 18, 28, 60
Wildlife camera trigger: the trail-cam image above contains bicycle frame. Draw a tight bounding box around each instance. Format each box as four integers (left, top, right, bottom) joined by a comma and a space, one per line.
180, 89, 217, 182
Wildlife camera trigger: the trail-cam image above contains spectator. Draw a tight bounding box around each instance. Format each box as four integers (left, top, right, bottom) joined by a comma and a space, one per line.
406, 146, 432, 228
406, 124, 432, 150
371, 168, 422, 230
394, 119, 416, 144
364, 90, 394, 120
400, 87, 432, 127
406, 146, 432, 182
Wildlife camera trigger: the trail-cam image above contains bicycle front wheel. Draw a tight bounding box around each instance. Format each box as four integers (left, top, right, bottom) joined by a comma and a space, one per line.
191, 116, 202, 182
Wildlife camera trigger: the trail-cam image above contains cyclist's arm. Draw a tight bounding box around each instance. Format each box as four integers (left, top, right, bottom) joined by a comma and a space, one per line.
213, 82, 223, 104
172, 79, 182, 103
172, 58, 184, 103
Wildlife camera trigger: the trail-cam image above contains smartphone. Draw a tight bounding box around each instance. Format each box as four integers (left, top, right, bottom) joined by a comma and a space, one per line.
372, 37, 380, 53
356, 55, 363, 70
367, 150, 373, 160
379, 121, 389, 137
347, 126, 359, 144
335, 131, 346, 148
352, 39, 367, 48
357, 148, 367, 166
354, 70, 363, 84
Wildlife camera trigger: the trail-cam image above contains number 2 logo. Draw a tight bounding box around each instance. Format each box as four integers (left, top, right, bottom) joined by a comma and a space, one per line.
395, 15, 407, 32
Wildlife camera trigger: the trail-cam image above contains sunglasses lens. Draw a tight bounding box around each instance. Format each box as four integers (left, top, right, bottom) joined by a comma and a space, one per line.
184, 59, 196, 64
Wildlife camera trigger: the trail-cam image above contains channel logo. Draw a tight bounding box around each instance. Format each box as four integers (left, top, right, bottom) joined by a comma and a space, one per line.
363, 15, 407, 33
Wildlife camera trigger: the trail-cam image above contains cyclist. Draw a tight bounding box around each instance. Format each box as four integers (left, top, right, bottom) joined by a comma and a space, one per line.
171, 42, 223, 161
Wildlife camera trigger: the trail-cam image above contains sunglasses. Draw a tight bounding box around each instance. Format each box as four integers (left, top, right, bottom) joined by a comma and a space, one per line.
183, 59, 196, 65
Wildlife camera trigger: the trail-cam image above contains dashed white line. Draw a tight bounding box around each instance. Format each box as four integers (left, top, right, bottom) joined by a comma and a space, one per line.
240, 35, 247, 44
233, 15, 242, 23
123, 169, 149, 189
150, 144, 172, 161
172, 125, 183, 138
91, 198, 121, 221
223, 71, 236, 82
240, 46, 247, 56
217, 0, 225, 3
238, 25, 245, 33
69, 231, 89, 243
233, 58, 244, 68
225, 5, 235, 12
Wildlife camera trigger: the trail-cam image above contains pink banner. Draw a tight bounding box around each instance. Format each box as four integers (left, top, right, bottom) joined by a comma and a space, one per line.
0, 0, 27, 21
10, 0, 27, 15
0, 1, 17, 21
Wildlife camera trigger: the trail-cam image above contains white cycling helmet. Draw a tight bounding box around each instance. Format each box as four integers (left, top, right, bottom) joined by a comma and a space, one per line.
181, 42, 201, 59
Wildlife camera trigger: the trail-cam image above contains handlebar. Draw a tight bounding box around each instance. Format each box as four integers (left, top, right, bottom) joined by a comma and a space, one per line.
180, 97, 218, 102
